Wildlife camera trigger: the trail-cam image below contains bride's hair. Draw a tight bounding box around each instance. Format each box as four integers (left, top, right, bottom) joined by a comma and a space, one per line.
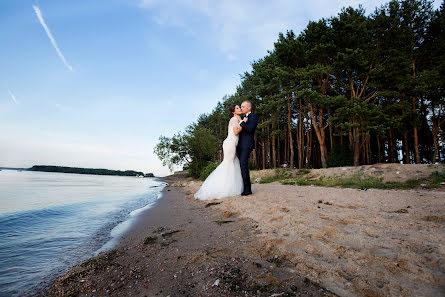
228, 104, 237, 119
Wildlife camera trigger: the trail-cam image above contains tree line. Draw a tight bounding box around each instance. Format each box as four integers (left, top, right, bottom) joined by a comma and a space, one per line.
155, 0, 445, 177
30, 165, 154, 177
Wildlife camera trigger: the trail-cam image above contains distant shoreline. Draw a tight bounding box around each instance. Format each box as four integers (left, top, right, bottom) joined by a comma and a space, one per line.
0, 165, 155, 178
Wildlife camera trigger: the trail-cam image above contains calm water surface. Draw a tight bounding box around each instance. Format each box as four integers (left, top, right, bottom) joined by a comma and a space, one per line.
0, 170, 165, 296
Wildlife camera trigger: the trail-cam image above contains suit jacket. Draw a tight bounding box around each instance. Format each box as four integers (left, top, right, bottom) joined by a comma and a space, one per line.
239, 113, 258, 150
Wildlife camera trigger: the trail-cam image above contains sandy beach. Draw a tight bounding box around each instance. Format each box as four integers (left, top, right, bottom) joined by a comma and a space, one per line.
48, 172, 333, 297
48, 166, 445, 297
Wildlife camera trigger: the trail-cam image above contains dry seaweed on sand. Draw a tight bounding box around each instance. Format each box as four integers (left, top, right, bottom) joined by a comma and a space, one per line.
213, 220, 235, 225
205, 202, 222, 207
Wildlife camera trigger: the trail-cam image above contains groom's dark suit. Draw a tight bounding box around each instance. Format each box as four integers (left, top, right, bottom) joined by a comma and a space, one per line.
237, 112, 258, 195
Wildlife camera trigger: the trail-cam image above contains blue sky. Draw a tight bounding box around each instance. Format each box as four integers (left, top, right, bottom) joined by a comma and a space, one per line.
1, 0, 442, 176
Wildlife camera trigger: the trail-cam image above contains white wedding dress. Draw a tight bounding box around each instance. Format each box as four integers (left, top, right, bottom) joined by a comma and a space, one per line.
194, 116, 243, 200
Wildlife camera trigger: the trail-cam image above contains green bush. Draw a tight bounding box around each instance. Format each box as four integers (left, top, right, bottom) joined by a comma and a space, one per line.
327, 145, 353, 168
199, 161, 221, 181
187, 162, 203, 179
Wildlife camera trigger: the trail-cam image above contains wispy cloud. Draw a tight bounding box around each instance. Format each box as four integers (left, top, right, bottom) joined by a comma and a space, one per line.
33, 5, 73, 72
138, 0, 438, 61
7, 89, 18, 104
55, 103, 72, 111
137, 0, 341, 61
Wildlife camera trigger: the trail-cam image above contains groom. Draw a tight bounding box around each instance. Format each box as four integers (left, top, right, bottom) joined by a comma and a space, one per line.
237, 100, 258, 196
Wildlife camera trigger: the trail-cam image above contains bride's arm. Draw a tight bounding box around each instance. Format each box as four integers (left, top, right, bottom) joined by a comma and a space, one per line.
232, 117, 242, 135
233, 124, 242, 135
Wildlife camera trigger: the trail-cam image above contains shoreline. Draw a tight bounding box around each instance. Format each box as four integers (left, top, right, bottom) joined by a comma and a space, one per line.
47, 167, 444, 296
25, 176, 167, 297
48, 172, 333, 296
115, 176, 178, 248
0, 171, 166, 297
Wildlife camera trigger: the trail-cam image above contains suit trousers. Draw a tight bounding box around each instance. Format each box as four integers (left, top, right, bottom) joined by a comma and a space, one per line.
238, 146, 253, 193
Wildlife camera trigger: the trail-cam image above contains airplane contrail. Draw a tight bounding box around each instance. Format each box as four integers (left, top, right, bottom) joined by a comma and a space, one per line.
8, 89, 18, 104
33, 5, 73, 72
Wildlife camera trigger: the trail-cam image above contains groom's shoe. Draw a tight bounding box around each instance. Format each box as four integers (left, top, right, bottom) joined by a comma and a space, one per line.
241, 191, 252, 196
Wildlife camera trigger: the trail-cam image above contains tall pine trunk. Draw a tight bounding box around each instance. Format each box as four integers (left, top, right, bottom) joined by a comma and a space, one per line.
309, 103, 328, 168
284, 125, 288, 164
361, 132, 366, 164
388, 128, 395, 163
261, 122, 266, 169
328, 109, 334, 150
402, 132, 409, 164
287, 96, 295, 169
277, 131, 281, 166
305, 112, 312, 169
271, 121, 277, 168
266, 125, 271, 168
401, 94, 410, 164
366, 134, 371, 164
377, 135, 382, 163
432, 109, 444, 164
352, 125, 360, 166
298, 99, 304, 169
432, 131, 439, 164
412, 60, 420, 164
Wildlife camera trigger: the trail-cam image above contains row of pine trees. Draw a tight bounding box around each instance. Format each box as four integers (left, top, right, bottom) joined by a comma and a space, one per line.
193, 0, 444, 170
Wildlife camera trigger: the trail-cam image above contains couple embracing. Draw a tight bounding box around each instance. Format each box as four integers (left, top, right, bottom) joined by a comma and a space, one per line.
194, 100, 258, 200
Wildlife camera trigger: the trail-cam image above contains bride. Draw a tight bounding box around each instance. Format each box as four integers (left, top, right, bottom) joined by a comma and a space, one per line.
194, 104, 244, 200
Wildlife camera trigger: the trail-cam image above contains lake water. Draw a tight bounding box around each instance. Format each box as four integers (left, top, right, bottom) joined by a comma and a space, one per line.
0, 169, 165, 296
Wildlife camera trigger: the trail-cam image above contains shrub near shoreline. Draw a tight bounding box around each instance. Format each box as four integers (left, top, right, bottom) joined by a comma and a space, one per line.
199, 161, 221, 180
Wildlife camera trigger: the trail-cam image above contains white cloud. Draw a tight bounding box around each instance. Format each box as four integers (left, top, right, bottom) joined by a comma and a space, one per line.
337, 0, 385, 12
136, 0, 344, 61
139, 0, 445, 62
33, 5, 73, 72
7, 89, 18, 104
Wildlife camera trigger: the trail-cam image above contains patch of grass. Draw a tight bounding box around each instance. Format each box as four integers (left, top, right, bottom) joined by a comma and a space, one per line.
258, 174, 287, 184
281, 180, 297, 185
298, 168, 311, 174
294, 179, 313, 186
256, 166, 445, 189
259, 168, 307, 184
425, 170, 445, 189
294, 175, 401, 189
279, 169, 445, 190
